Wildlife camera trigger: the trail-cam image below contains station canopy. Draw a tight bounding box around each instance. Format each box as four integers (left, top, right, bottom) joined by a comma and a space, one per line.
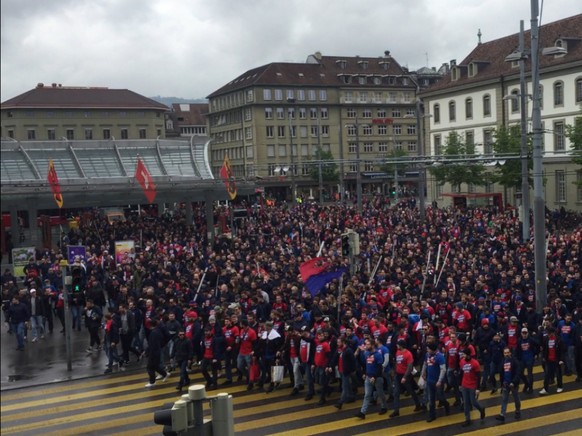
1, 138, 251, 209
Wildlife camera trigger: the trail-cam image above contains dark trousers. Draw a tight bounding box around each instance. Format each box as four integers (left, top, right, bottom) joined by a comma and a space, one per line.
393, 375, 420, 412
223, 348, 236, 381
147, 357, 167, 384
543, 360, 563, 390
201, 358, 219, 386
177, 359, 190, 388
88, 325, 100, 347
120, 333, 140, 362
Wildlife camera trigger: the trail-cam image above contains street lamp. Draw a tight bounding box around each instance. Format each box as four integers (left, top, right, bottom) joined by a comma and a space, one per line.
504, 20, 531, 242
287, 98, 297, 204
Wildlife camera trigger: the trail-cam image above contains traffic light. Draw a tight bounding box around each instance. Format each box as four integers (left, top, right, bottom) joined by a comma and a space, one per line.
390, 186, 396, 196
348, 231, 360, 255
71, 265, 84, 293
341, 234, 350, 256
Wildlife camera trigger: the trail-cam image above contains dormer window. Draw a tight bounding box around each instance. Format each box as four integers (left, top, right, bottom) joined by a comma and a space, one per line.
358, 76, 367, 85
379, 61, 390, 70
451, 67, 459, 81
468, 63, 476, 77
373, 77, 382, 85
358, 60, 369, 69
336, 60, 347, 69
342, 75, 352, 84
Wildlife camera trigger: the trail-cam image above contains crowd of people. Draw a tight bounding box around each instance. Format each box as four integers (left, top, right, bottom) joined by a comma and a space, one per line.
2, 196, 581, 427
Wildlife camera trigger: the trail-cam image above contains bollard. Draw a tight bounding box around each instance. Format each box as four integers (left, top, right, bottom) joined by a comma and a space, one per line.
171, 399, 188, 433
210, 392, 234, 436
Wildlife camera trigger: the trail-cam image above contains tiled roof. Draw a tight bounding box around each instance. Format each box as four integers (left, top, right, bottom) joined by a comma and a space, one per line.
1, 85, 169, 110
207, 52, 413, 98
171, 103, 208, 125
421, 14, 582, 95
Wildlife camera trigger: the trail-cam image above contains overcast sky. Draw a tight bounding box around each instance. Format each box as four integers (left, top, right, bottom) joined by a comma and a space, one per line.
1, 0, 580, 102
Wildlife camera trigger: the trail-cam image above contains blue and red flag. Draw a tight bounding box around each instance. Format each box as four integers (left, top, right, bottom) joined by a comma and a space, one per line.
305, 266, 348, 297
299, 257, 329, 282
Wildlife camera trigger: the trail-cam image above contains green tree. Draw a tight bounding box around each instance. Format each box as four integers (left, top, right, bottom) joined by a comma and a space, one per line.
429, 131, 486, 191
491, 124, 532, 190
566, 112, 582, 166
309, 149, 338, 182
380, 148, 409, 177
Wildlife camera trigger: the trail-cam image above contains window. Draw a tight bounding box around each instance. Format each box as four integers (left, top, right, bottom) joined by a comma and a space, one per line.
465, 98, 473, 119
347, 125, 357, 136
297, 90, 305, 101
577, 170, 582, 202
407, 141, 417, 152
265, 108, 273, 119
319, 90, 327, 101
320, 108, 328, 119
576, 78, 582, 103
66, 129, 75, 140
433, 104, 440, 123
378, 125, 387, 135
321, 125, 329, 137
310, 126, 318, 137
483, 94, 491, 117
278, 145, 286, 157
267, 145, 275, 157
246, 146, 253, 158
449, 101, 456, 122
348, 143, 357, 154
8, 129, 14, 138
553, 81, 564, 106
347, 108, 356, 118
85, 128, 93, 140
27, 129, 36, 140
403, 92, 412, 103
358, 76, 367, 85
301, 144, 309, 156
362, 109, 372, 118
246, 90, 254, 102
276, 108, 284, 119
245, 108, 252, 121
103, 129, 111, 140
364, 143, 373, 153
274, 89, 283, 101
349, 163, 358, 172
308, 90, 316, 101
288, 108, 295, 119
268, 164, 277, 176
120, 128, 128, 139
465, 131, 474, 148
510, 89, 519, 113
299, 108, 307, 119
363, 125, 372, 135
300, 126, 308, 138
388, 92, 397, 103
277, 126, 286, 138
393, 124, 402, 135
358, 91, 368, 103
364, 161, 374, 171
407, 125, 416, 135
373, 91, 382, 102
377, 109, 387, 118
378, 142, 388, 153
287, 89, 295, 100
245, 127, 252, 139
263, 89, 272, 100
554, 121, 565, 151
434, 134, 441, 155
344, 91, 353, 103
406, 108, 415, 117
266, 126, 274, 138
556, 170, 566, 202
394, 141, 403, 151
483, 130, 493, 154
309, 108, 318, 119
139, 128, 146, 139
47, 129, 56, 140
302, 164, 311, 175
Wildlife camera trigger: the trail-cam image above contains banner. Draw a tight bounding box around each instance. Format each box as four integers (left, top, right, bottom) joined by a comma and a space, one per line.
47, 159, 64, 208
12, 247, 36, 277
219, 155, 237, 200
114, 240, 135, 265
67, 245, 87, 264
135, 158, 157, 203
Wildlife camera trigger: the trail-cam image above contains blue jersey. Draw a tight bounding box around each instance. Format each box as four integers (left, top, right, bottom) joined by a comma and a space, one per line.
364, 349, 383, 377
425, 351, 445, 384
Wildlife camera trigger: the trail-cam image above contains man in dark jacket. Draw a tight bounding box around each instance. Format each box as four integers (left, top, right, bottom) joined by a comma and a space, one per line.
7, 295, 30, 350
496, 347, 521, 422
118, 303, 140, 364
145, 318, 170, 388
539, 326, 565, 395
104, 312, 123, 374
331, 336, 357, 409
200, 326, 225, 389
85, 299, 103, 353
173, 329, 193, 392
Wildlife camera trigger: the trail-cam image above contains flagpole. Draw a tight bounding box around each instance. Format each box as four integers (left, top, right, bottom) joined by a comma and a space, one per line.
435, 247, 450, 289
433, 243, 442, 285
421, 249, 431, 295
368, 255, 383, 285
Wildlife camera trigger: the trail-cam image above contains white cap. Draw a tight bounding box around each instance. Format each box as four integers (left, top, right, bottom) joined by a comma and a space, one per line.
30, 288, 37, 293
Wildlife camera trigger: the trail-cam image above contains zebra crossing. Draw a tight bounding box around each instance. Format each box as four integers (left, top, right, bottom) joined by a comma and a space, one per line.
1, 366, 581, 435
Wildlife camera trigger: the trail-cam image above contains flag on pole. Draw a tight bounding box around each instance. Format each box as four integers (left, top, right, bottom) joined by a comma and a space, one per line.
47, 159, 64, 208
305, 266, 348, 297
219, 155, 237, 200
299, 257, 329, 282
134, 158, 157, 203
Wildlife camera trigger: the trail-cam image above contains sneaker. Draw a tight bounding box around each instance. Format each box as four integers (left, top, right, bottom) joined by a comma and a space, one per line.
427, 417, 436, 423
379, 408, 388, 415
104, 368, 112, 374
290, 387, 299, 396
480, 408, 486, 420
539, 388, 548, 395
40, 335, 45, 339
145, 382, 156, 388
389, 411, 399, 418
496, 414, 505, 422
557, 387, 564, 393
162, 373, 170, 382
304, 394, 314, 401
355, 411, 365, 419
156, 374, 163, 380
334, 403, 343, 410
461, 421, 471, 428
32, 337, 38, 343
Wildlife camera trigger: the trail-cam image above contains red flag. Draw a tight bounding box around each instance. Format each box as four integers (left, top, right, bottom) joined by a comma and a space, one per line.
299, 257, 329, 282
47, 159, 64, 208
219, 155, 237, 200
135, 158, 157, 203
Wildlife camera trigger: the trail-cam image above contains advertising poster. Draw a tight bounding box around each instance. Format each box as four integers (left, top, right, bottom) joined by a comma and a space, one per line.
12, 247, 36, 277
114, 240, 134, 265
67, 245, 87, 264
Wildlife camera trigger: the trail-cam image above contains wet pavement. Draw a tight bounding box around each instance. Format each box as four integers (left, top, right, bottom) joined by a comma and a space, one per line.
0, 321, 144, 392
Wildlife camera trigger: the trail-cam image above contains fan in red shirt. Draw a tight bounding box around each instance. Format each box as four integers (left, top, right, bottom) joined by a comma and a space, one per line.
460, 348, 486, 427
222, 318, 239, 384
452, 302, 472, 332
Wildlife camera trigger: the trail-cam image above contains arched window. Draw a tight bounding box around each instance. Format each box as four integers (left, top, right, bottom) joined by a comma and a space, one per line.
449, 101, 456, 122
553, 81, 564, 106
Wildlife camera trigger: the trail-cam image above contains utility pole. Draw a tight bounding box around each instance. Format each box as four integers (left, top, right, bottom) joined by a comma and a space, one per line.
355, 116, 362, 213
416, 97, 427, 223
530, 0, 547, 311
518, 19, 531, 242
287, 98, 297, 204
317, 117, 324, 204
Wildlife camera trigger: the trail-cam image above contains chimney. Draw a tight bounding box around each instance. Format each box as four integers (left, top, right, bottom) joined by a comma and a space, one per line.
37, 83, 44, 88
450, 59, 457, 67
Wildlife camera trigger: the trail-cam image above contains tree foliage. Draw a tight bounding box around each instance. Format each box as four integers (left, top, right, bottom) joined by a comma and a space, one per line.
380, 149, 409, 177
309, 149, 339, 182
491, 124, 532, 190
428, 131, 486, 190
566, 112, 582, 166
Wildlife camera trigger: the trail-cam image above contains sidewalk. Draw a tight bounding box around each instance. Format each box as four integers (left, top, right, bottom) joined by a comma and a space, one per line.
0, 324, 143, 392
